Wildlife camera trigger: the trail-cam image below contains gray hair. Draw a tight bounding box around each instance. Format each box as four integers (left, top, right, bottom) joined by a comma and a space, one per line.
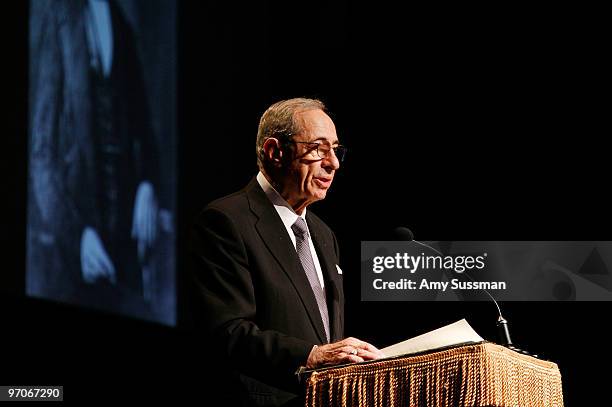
256, 98, 326, 171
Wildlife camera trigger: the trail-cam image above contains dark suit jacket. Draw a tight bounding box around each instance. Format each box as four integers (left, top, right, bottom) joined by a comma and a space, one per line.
191, 178, 345, 406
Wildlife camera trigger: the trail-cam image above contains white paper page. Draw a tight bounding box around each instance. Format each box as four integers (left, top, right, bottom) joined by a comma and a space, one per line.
381, 319, 484, 358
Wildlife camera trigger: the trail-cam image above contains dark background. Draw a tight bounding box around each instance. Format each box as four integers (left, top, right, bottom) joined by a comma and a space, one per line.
2, 0, 608, 404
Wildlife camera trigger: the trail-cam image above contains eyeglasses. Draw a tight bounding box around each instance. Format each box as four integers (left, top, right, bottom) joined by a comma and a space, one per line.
291, 141, 347, 162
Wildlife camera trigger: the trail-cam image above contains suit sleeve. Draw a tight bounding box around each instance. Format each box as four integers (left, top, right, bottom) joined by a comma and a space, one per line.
190, 206, 314, 392
29, 7, 91, 284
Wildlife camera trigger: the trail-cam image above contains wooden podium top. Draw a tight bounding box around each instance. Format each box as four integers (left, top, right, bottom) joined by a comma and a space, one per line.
305, 342, 563, 407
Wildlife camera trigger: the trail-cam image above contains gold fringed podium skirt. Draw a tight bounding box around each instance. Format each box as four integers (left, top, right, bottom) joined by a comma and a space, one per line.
305, 343, 563, 407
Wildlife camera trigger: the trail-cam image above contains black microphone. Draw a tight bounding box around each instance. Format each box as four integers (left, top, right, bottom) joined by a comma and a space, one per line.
393, 227, 517, 349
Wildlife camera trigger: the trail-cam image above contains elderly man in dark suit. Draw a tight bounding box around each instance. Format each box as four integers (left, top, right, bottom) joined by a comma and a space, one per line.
191, 98, 385, 406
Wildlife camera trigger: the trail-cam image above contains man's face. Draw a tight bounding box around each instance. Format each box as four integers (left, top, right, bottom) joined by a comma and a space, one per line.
280, 109, 341, 212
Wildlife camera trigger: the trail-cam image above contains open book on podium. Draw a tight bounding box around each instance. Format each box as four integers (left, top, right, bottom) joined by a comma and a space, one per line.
380, 318, 484, 358
299, 319, 484, 377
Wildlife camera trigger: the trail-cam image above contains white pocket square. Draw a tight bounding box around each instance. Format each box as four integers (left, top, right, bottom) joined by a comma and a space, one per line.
335, 264, 343, 275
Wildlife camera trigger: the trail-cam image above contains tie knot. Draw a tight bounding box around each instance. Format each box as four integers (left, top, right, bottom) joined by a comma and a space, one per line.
291, 217, 309, 238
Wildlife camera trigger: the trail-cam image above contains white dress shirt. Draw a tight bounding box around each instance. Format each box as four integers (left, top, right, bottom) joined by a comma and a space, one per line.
85, 0, 114, 77
257, 172, 326, 289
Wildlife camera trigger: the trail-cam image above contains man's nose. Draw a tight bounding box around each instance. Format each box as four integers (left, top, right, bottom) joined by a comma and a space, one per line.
322, 149, 340, 171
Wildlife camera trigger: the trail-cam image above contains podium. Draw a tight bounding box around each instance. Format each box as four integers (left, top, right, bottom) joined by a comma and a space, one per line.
304, 343, 563, 407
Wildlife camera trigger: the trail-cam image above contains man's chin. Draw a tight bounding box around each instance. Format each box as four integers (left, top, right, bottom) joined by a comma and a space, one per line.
310, 189, 328, 201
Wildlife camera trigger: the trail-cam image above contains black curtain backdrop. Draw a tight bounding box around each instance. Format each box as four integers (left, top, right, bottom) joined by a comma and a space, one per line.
2, 1, 609, 404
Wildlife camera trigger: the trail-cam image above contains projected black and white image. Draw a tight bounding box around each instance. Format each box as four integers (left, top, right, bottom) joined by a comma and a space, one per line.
27, 0, 176, 325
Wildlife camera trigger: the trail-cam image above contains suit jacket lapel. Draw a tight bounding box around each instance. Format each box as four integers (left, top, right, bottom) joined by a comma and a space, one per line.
307, 214, 343, 343
246, 179, 328, 343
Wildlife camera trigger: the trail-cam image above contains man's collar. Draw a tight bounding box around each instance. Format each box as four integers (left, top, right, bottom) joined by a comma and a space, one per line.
256, 171, 307, 220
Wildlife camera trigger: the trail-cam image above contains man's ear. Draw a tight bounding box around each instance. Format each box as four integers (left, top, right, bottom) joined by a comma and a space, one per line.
263, 138, 283, 164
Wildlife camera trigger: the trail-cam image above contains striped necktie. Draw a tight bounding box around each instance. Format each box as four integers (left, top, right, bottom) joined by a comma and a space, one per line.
291, 217, 330, 342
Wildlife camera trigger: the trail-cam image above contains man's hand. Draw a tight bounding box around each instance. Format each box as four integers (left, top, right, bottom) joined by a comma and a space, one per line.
306, 337, 386, 368
81, 227, 116, 284
131, 180, 158, 262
